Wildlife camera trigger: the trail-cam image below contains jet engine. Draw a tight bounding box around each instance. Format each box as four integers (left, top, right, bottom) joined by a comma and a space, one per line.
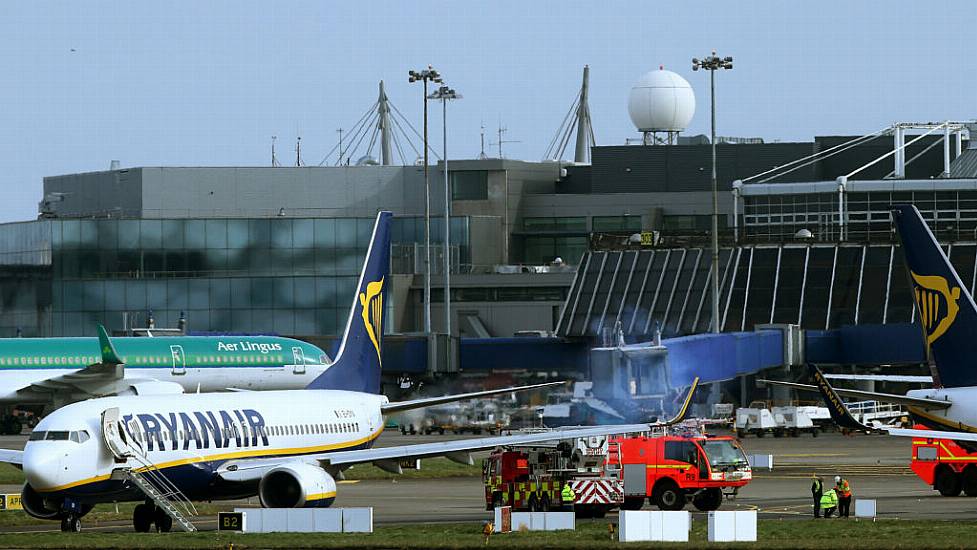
21, 483, 63, 519
258, 463, 336, 508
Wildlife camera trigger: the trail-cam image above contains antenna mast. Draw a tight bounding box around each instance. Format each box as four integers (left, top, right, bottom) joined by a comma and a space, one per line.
271, 136, 280, 167
295, 136, 302, 167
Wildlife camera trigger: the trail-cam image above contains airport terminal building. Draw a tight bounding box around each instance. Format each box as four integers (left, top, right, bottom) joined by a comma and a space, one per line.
1, 124, 974, 361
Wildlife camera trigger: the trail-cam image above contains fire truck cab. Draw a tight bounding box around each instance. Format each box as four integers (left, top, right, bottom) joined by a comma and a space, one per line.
910, 424, 977, 497
614, 433, 752, 511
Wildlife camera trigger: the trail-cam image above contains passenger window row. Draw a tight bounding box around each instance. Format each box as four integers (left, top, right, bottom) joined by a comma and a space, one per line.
126, 421, 361, 444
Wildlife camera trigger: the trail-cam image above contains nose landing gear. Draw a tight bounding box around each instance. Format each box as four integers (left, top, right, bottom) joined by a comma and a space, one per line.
133, 501, 174, 533
57, 499, 90, 532
59, 513, 81, 532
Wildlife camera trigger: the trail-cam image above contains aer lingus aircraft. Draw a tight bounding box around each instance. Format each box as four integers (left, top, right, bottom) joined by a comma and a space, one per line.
763, 204, 977, 445
0, 211, 696, 533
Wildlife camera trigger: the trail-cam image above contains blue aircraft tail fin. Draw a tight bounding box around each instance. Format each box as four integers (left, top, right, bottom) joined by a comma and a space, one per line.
892, 204, 977, 388
307, 211, 392, 393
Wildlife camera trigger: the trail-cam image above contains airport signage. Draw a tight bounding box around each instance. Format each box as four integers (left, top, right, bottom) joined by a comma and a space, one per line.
218, 511, 245, 531
0, 494, 22, 510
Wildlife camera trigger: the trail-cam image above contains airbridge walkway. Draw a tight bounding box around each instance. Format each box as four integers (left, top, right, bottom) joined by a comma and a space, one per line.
309, 322, 926, 392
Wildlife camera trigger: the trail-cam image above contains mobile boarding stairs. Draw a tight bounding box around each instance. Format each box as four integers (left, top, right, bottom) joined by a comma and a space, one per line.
101, 408, 197, 532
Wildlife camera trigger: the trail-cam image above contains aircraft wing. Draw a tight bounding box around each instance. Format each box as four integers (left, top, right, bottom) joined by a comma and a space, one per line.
381, 381, 566, 415
320, 424, 652, 469
758, 378, 949, 410
8, 325, 129, 403
822, 374, 933, 384
0, 449, 23, 466
885, 428, 977, 442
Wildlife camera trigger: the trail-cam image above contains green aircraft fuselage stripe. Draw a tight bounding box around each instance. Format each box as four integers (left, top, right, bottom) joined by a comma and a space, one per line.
0, 336, 325, 370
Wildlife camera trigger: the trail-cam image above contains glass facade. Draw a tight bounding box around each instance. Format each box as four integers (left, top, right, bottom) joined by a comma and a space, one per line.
743, 189, 977, 242
557, 242, 977, 339
0, 217, 470, 337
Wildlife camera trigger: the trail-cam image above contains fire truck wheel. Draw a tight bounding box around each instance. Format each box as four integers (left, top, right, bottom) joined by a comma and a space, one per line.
964, 468, 977, 497
528, 495, 540, 512
936, 467, 963, 497
491, 493, 504, 509
652, 481, 686, 511
692, 488, 723, 511
541, 494, 552, 511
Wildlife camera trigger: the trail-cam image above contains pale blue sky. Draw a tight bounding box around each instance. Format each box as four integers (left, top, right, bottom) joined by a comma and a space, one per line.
0, 1, 974, 221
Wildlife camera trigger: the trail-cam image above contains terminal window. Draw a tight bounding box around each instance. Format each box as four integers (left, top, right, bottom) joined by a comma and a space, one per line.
592, 215, 641, 232
450, 171, 488, 201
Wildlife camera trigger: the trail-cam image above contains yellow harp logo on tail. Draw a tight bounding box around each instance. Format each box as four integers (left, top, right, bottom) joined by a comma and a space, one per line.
359, 277, 384, 365
911, 271, 960, 345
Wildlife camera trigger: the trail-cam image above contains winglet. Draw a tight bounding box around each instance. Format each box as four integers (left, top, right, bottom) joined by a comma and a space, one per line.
663, 377, 699, 425
97, 325, 123, 365
809, 364, 874, 432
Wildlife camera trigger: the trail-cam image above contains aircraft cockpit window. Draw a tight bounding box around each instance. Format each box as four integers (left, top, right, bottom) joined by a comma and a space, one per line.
28, 431, 45, 441
69, 430, 90, 443
45, 431, 70, 441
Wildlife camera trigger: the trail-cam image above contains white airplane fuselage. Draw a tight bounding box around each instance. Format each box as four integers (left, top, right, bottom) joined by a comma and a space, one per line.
25, 389, 386, 506
906, 387, 977, 430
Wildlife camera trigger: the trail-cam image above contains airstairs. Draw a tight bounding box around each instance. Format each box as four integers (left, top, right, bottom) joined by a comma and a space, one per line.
101, 408, 197, 532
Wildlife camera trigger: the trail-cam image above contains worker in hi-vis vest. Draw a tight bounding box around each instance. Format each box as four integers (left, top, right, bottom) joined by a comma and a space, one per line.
561, 482, 576, 511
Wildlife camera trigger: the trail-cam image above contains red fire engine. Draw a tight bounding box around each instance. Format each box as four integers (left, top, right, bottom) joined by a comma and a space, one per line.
613, 431, 752, 511
910, 424, 977, 497
482, 435, 625, 517
482, 426, 752, 515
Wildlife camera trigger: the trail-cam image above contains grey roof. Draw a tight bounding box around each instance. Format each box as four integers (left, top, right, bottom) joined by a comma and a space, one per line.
950, 148, 977, 178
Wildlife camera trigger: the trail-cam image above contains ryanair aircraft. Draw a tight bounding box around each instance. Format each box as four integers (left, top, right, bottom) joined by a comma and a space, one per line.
0, 211, 673, 533
764, 204, 977, 444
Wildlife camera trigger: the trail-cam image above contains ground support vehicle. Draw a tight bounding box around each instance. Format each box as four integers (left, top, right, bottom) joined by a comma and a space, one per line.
735, 402, 778, 437
910, 424, 977, 497
482, 435, 624, 517
770, 406, 825, 437
614, 431, 752, 511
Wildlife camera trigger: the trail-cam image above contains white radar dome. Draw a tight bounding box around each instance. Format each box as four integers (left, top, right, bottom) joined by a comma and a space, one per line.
627, 68, 696, 132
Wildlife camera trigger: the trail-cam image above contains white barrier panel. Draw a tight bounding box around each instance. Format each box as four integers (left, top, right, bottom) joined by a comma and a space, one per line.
343, 508, 374, 533
854, 499, 876, 519
708, 510, 756, 542
619, 511, 650, 542
618, 511, 689, 542
747, 454, 774, 470
542, 512, 575, 531
507, 511, 574, 532
511, 512, 531, 532
236, 508, 370, 533
661, 511, 690, 542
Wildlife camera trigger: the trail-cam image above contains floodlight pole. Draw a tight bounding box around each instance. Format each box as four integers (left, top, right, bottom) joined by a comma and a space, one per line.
693, 51, 733, 334
428, 85, 462, 338
409, 66, 442, 334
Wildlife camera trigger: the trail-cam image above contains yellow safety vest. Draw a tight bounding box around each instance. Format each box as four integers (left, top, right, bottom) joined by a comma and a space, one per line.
561, 485, 575, 503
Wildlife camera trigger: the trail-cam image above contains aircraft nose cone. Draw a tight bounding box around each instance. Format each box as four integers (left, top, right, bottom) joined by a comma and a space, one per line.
23, 445, 63, 491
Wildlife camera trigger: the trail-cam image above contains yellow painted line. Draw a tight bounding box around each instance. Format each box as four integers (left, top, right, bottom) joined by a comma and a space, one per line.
337, 480, 361, 485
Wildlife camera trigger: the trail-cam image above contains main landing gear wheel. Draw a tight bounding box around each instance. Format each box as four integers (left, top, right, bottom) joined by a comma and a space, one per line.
60, 514, 81, 532
155, 508, 173, 533
133, 503, 154, 532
